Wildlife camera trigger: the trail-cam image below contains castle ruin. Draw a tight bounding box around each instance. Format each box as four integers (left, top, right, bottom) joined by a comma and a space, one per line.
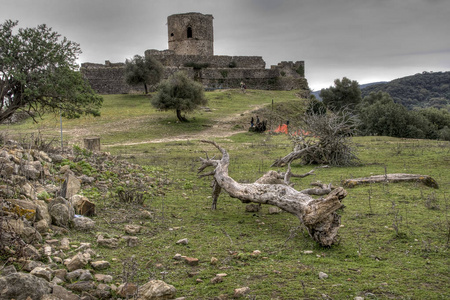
81, 12, 309, 94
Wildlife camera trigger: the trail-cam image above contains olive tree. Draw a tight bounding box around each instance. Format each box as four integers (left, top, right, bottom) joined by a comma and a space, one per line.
124, 55, 164, 94
0, 20, 102, 123
151, 71, 207, 122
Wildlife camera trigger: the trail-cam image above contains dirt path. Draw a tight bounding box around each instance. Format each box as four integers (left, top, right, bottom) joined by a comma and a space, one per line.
99, 105, 264, 148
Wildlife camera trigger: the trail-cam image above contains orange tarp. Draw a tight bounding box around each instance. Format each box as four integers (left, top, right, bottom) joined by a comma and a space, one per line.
272, 124, 312, 136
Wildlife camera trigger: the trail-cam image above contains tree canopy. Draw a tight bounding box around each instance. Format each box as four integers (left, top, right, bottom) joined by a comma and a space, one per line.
151, 71, 207, 122
361, 71, 450, 110
320, 77, 361, 111
0, 20, 102, 123
124, 55, 164, 94
358, 91, 450, 140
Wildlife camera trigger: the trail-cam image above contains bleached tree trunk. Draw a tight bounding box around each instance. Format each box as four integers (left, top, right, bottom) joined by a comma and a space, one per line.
342, 173, 439, 189
198, 140, 348, 246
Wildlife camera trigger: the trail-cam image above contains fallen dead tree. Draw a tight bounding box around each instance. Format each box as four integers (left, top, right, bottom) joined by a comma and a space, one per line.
197, 140, 348, 246
342, 173, 439, 189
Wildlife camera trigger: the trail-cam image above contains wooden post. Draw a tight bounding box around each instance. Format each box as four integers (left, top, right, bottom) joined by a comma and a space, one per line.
83, 137, 101, 151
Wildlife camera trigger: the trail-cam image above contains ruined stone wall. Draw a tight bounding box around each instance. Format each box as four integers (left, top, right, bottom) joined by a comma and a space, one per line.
167, 13, 214, 56
81, 62, 144, 94
199, 67, 308, 90
145, 50, 265, 69
81, 59, 307, 94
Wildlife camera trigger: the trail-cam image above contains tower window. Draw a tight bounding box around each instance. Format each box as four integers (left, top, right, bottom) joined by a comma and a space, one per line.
187, 26, 193, 38
171, 33, 174, 37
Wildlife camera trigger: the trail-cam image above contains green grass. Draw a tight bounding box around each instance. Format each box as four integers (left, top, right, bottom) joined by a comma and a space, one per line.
73, 136, 449, 299
0, 89, 299, 146
2, 90, 449, 299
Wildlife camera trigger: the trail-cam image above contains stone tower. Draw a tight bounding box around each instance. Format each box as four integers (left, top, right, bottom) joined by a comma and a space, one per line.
167, 12, 214, 56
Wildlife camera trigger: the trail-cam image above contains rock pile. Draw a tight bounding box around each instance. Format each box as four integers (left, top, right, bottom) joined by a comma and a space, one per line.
0, 140, 177, 299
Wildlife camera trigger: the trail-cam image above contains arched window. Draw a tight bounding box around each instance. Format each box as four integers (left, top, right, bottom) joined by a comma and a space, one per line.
187, 26, 193, 38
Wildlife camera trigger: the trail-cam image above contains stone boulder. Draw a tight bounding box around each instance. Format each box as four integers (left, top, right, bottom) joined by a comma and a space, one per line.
23, 244, 42, 260
125, 224, 142, 234
2, 198, 37, 221
234, 287, 251, 298
90, 260, 110, 271
0, 265, 17, 276
48, 197, 74, 227
21, 162, 42, 180
0, 157, 15, 177
97, 235, 119, 248
30, 266, 53, 282
20, 182, 37, 200
73, 216, 96, 231
61, 173, 81, 199
137, 280, 177, 300
65, 281, 96, 293
34, 219, 50, 234
1, 216, 42, 244
66, 252, 89, 272
0, 272, 51, 300
35, 199, 51, 224
46, 285, 80, 300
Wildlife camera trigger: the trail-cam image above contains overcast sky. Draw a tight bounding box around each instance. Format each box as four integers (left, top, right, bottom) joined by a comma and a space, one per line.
2, 0, 449, 90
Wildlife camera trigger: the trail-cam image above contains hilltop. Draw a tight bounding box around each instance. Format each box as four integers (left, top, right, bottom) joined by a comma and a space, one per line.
361, 71, 450, 110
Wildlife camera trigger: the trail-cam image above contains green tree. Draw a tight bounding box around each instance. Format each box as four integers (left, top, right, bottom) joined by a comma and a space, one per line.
358, 92, 410, 137
124, 55, 164, 94
320, 77, 361, 111
0, 20, 102, 123
151, 71, 207, 122
358, 92, 450, 140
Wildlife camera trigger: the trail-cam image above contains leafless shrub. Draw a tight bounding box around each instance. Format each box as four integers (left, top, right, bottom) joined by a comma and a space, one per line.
18, 131, 59, 153
117, 188, 146, 205
121, 255, 139, 299
273, 110, 360, 167
425, 192, 440, 210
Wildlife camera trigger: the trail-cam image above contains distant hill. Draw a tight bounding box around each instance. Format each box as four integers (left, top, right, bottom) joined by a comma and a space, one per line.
359, 81, 387, 90
361, 71, 450, 110
311, 81, 386, 101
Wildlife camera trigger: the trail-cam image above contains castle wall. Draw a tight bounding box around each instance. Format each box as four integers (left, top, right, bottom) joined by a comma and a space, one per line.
81, 61, 308, 94
145, 50, 265, 69
81, 62, 143, 94
197, 67, 308, 91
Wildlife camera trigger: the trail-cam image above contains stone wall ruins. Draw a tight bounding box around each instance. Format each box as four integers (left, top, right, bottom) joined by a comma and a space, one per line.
81, 58, 307, 94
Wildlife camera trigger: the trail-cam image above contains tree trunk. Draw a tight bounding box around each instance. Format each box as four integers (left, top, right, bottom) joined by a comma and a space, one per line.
176, 109, 188, 122
342, 173, 439, 189
144, 83, 148, 94
83, 137, 101, 151
198, 140, 348, 246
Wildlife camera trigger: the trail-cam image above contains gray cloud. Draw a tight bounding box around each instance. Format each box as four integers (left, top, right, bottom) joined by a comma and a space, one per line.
2, 0, 449, 90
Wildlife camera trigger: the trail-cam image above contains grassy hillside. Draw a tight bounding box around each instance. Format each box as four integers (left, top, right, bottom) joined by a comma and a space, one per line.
1, 90, 449, 299
0, 89, 301, 147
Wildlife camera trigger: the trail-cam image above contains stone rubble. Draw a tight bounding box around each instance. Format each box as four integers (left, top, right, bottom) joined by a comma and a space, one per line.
0, 142, 179, 299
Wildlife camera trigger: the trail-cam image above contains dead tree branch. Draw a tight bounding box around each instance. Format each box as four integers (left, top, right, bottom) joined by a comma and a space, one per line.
197, 140, 348, 246
342, 173, 439, 189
